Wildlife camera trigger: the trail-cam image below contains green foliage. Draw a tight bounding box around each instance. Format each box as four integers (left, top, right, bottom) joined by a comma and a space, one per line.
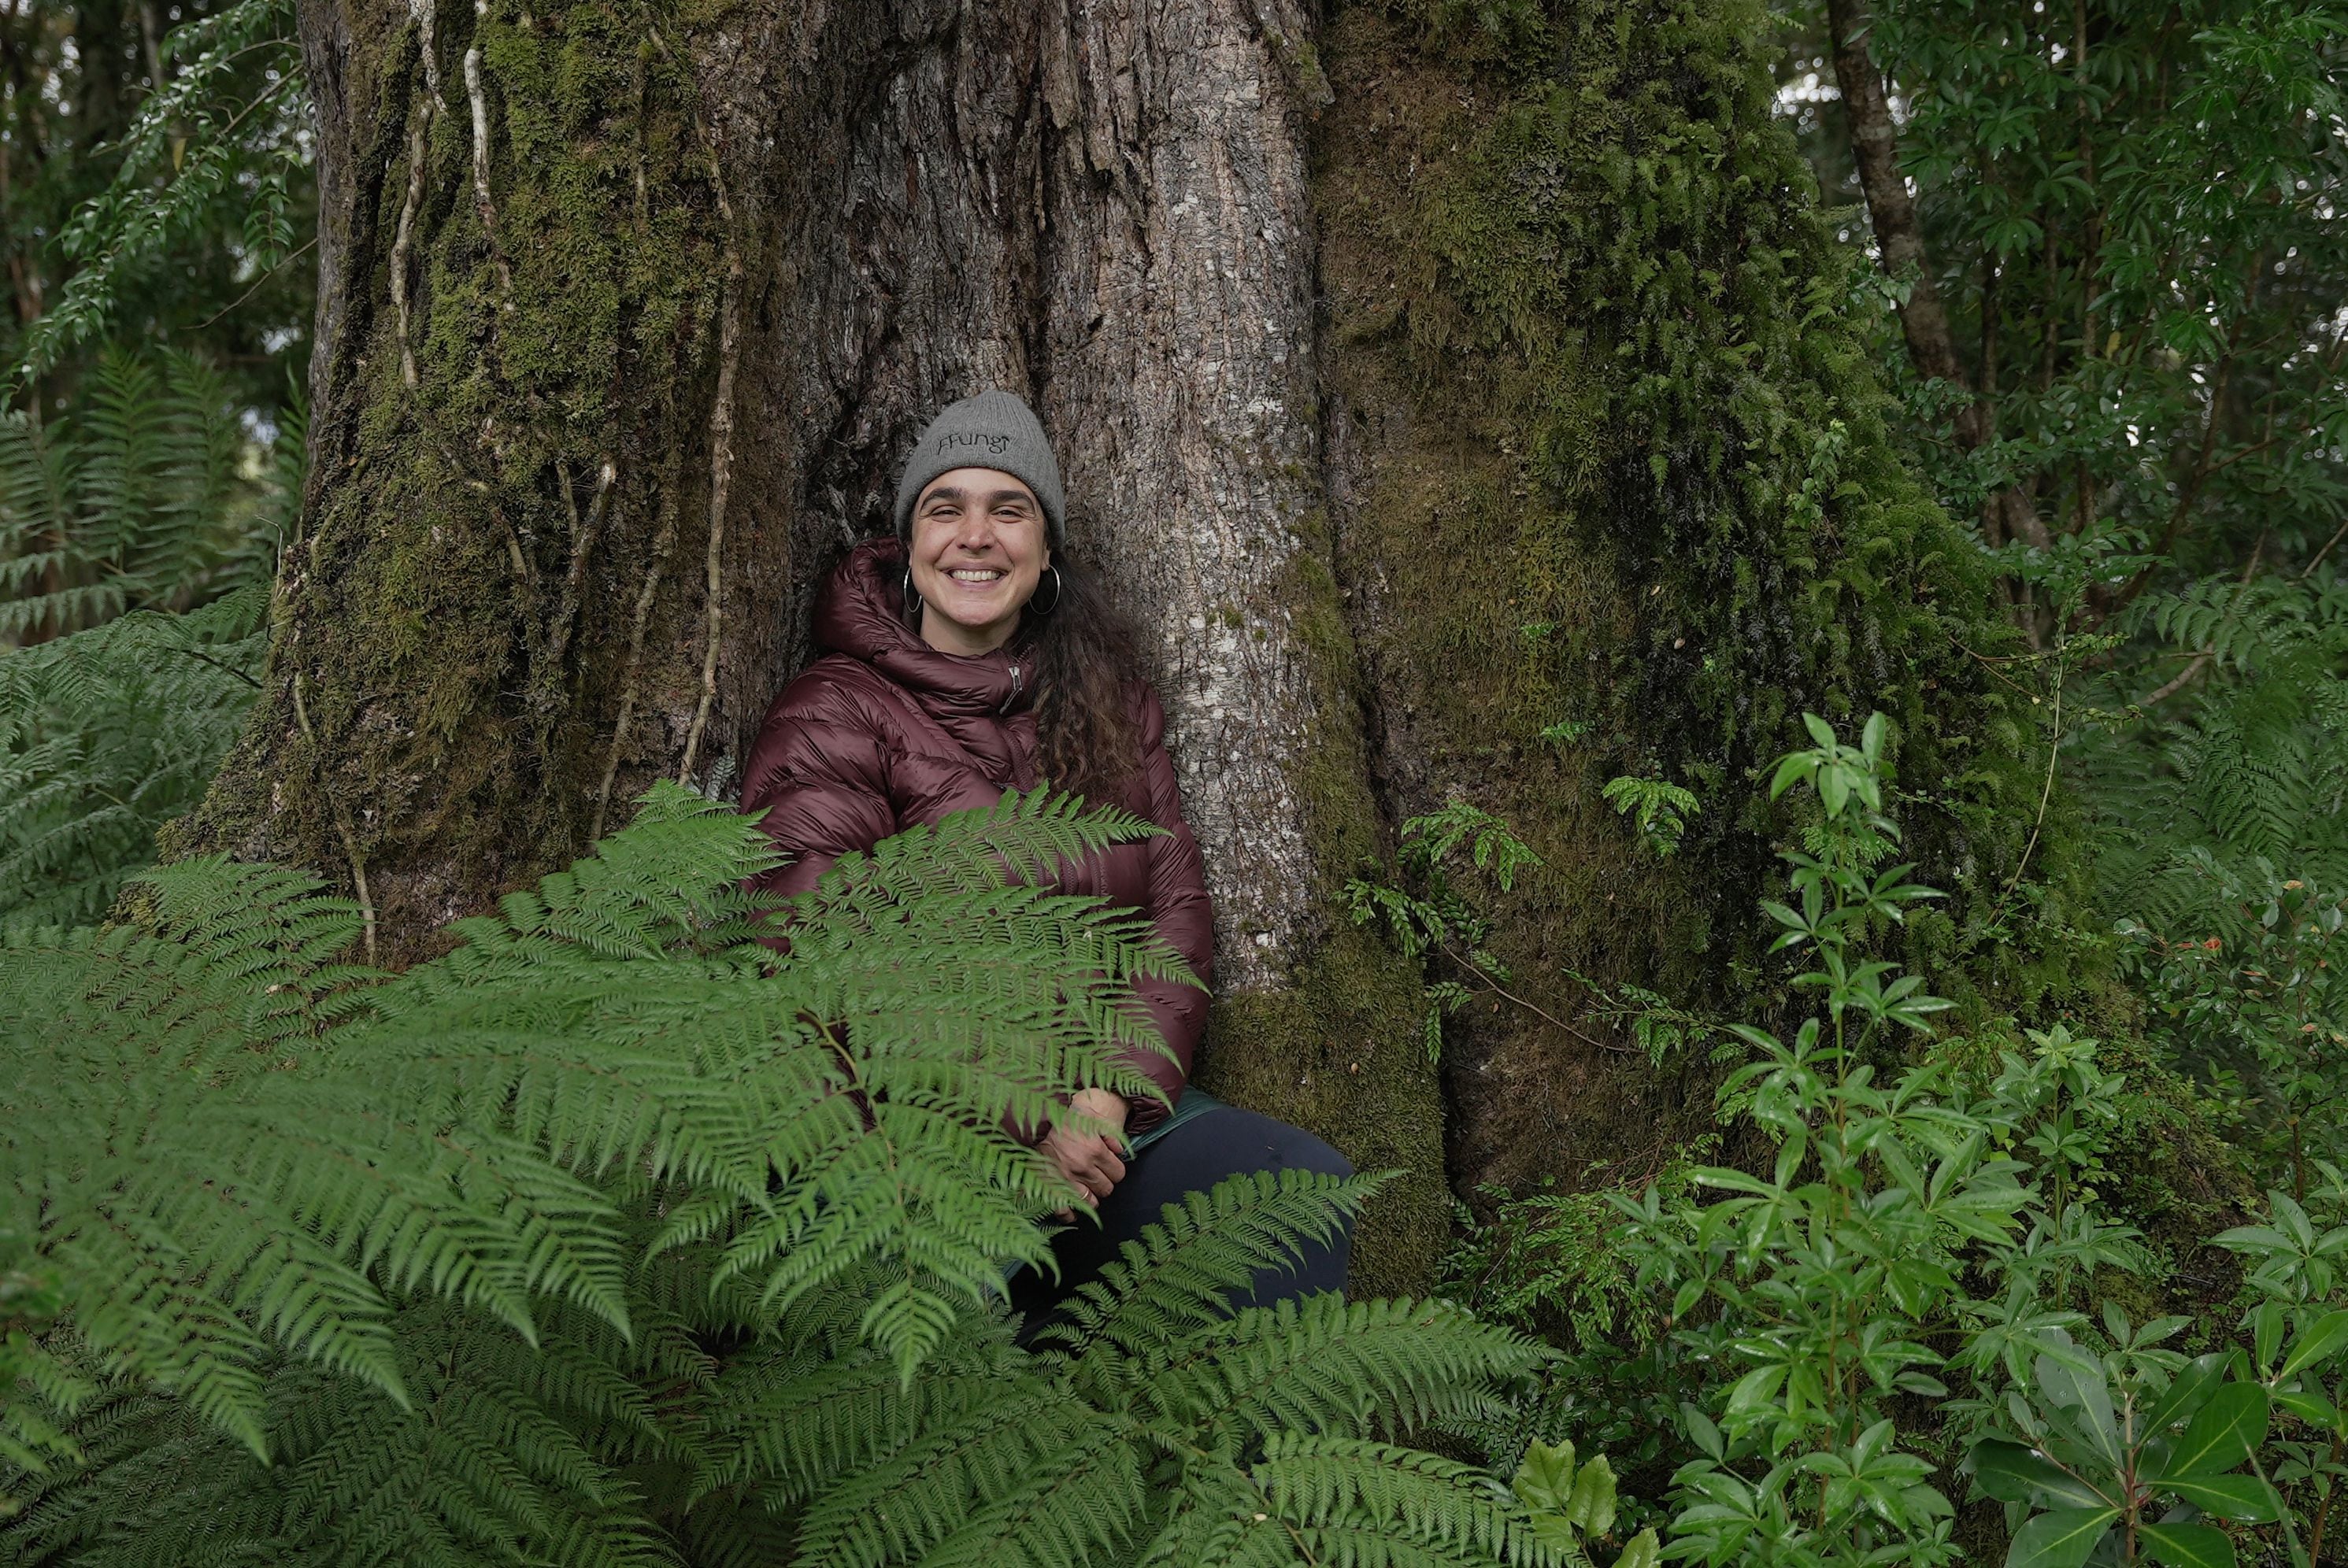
2122, 873, 2348, 1200
1784, 0, 2348, 601
1345, 801, 1545, 1060
1972, 1329, 2281, 1568
1511, 1439, 1658, 1568
0, 349, 296, 925
1435, 716, 2348, 1567
12, 0, 308, 386
3, 786, 1566, 1563
2086, 574, 2348, 941
1599, 778, 1698, 860
0, 348, 284, 638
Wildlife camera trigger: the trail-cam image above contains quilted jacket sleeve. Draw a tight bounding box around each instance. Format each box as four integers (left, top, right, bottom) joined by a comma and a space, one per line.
739, 664, 900, 904
1121, 683, 1214, 1134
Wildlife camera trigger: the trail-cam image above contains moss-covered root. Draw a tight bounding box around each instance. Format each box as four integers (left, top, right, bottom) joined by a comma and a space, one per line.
1196, 928, 1450, 1299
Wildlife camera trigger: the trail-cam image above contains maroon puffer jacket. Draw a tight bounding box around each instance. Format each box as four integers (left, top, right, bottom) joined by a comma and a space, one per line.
739, 535, 1213, 1134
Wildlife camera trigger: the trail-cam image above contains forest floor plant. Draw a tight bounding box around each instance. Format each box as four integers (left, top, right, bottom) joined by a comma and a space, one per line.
3, 784, 1576, 1566
1447, 716, 2348, 1567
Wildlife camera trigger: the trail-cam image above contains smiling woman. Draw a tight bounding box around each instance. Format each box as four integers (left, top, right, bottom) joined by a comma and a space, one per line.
739, 390, 1354, 1329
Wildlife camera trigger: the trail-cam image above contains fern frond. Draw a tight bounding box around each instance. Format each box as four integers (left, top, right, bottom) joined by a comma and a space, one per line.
6, 790, 1546, 1566
1250, 1435, 1559, 1568
1036, 1168, 1389, 1358
1148, 1294, 1553, 1450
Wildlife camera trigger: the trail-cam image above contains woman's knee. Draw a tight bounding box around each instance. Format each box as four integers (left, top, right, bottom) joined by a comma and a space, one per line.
1209, 1106, 1353, 1181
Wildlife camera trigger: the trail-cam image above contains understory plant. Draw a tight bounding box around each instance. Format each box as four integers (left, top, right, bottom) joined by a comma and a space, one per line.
1451, 715, 2348, 1567
1343, 800, 1543, 1060
2, 785, 1568, 1565
0, 349, 297, 925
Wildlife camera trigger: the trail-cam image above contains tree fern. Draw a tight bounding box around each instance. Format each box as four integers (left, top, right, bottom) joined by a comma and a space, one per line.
0, 348, 298, 925
712, 1169, 1558, 1568
5, 786, 1561, 1564
2087, 573, 2348, 937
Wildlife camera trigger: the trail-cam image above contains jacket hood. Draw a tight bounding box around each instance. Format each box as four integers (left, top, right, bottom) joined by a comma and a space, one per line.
813, 536, 1037, 717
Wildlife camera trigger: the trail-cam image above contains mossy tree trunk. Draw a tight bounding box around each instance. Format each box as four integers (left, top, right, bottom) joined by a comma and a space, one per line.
183, 0, 2032, 1292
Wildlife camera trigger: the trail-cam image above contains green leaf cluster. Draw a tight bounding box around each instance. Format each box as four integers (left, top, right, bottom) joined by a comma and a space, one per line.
1436, 717, 2348, 1566
1344, 801, 1544, 1062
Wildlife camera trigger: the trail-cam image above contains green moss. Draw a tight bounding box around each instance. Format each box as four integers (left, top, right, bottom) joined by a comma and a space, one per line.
1195, 928, 1448, 1299
1186, 507, 1454, 1292
179, 0, 736, 942
1309, 0, 2079, 1195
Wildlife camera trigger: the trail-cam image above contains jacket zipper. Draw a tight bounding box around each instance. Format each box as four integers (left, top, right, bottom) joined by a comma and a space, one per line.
1001, 662, 1022, 714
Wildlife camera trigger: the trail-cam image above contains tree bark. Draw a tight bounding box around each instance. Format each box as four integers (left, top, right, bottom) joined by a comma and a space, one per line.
179, 0, 1447, 1288
180, 0, 2030, 1286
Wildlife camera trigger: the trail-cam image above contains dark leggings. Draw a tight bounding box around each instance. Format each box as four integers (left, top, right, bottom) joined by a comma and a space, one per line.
1007, 1104, 1354, 1337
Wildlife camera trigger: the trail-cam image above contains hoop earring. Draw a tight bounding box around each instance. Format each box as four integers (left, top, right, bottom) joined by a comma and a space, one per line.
1029, 564, 1063, 616
901, 568, 923, 620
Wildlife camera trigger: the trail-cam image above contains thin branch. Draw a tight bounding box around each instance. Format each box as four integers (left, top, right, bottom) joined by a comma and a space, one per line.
164, 641, 261, 689
592, 444, 681, 841
2300, 512, 2348, 582
192, 234, 313, 330
1983, 659, 2065, 935
2135, 534, 2265, 706
1437, 938, 1639, 1056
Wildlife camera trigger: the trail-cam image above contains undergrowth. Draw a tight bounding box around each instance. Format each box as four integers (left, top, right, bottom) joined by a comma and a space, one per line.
3, 786, 1572, 1566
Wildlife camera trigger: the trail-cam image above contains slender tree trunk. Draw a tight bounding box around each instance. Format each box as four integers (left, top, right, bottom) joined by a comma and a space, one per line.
180, 0, 2028, 1284
1826, 0, 2047, 557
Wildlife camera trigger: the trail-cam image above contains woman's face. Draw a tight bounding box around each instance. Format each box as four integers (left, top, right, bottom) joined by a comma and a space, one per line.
906, 467, 1052, 656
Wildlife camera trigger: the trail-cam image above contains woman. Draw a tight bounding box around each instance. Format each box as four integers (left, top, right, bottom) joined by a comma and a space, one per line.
741, 389, 1351, 1322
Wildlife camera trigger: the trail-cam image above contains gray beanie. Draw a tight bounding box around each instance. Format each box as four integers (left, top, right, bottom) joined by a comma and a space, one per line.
892, 389, 1066, 544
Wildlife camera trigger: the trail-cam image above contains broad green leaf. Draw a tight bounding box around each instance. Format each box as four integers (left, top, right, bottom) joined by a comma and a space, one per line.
2154, 1385, 2268, 1481
2143, 1354, 2227, 1433
1970, 1439, 2109, 1510
2137, 1521, 2235, 1568
2275, 1389, 2345, 1436
2005, 1507, 2117, 1568
1568, 1452, 1618, 1534
2031, 1332, 2114, 1445
1513, 1439, 1576, 1514
2280, 1310, 2348, 1381
1614, 1527, 1661, 1568
2158, 1474, 2281, 1522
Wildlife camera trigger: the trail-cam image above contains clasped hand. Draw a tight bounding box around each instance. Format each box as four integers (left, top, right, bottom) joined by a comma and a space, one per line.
1039, 1086, 1129, 1215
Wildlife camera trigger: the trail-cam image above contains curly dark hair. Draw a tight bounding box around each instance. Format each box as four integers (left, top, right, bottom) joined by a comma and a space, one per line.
1022, 554, 1150, 806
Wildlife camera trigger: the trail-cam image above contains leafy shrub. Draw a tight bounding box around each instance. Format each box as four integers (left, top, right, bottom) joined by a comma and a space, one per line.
1450, 716, 2348, 1567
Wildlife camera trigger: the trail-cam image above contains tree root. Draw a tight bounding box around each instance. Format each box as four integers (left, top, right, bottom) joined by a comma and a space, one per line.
390, 0, 440, 388
592, 490, 679, 840
462, 0, 515, 306
293, 668, 378, 963
656, 24, 743, 789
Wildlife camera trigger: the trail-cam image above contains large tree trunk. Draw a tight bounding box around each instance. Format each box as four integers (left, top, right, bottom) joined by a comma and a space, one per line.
178, 0, 2029, 1290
